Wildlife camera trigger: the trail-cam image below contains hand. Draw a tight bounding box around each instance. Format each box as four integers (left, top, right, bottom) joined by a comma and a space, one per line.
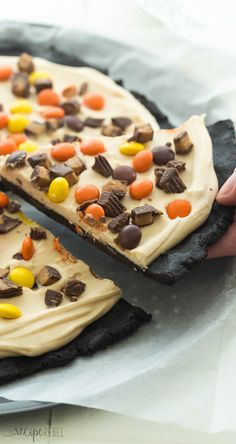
208, 170, 236, 258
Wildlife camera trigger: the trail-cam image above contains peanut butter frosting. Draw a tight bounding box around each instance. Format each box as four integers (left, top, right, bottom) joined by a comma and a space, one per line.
0, 56, 218, 269
0, 209, 121, 358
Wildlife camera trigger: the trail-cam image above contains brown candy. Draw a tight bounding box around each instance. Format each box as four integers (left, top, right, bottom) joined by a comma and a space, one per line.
61, 278, 86, 301
111, 117, 132, 130
129, 123, 154, 143
64, 115, 84, 132
12, 252, 23, 260
0, 215, 21, 234
84, 117, 104, 128
25, 121, 47, 136
116, 225, 142, 250
98, 192, 126, 217
102, 179, 127, 200
166, 160, 186, 172
6, 200, 21, 213
50, 138, 62, 145
65, 156, 86, 176
63, 134, 81, 143
50, 164, 77, 187
30, 226, 47, 240
108, 212, 131, 233
11, 72, 30, 98
0, 278, 22, 298
6, 150, 27, 168
28, 151, 52, 169
46, 119, 64, 133
30, 166, 51, 190
60, 100, 80, 115
45, 289, 63, 308
112, 165, 136, 185
92, 155, 113, 178
34, 79, 53, 94
174, 131, 193, 155
17, 52, 34, 74
62, 84, 77, 98
131, 204, 162, 227
152, 143, 175, 165
37, 266, 62, 287
158, 168, 186, 193
101, 124, 123, 137
78, 82, 88, 96
77, 199, 98, 212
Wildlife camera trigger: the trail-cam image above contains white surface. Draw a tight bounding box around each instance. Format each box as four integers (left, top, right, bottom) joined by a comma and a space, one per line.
1, 405, 236, 444
0, 1, 236, 443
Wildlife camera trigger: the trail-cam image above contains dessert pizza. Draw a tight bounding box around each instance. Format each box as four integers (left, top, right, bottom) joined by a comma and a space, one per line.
0, 54, 218, 271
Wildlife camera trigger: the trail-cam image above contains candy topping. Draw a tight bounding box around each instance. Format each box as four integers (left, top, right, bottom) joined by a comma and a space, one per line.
83, 93, 105, 110
129, 179, 153, 200
174, 131, 193, 154
84, 204, 105, 221
75, 184, 100, 204
0, 304, 22, 319
119, 141, 144, 156
37, 88, 60, 106
116, 225, 142, 250
48, 177, 69, 203
80, 139, 106, 156
0, 192, 9, 208
21, 237, 35, 261
152, 143, 175, 165
132, 150, 153, 173
51, 143, 76, 162
9, 268, 35, 289
0, 139, 16, 156
166, 199, 192, 219
112, 165, 136, 184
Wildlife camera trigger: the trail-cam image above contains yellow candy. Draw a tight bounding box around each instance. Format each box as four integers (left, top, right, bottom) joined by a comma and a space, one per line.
10, 99, 33, 114
18, 141, 39, 153
0, 304, 22, 319
48, 177, 69, 203
119, 141, 145, 156
29, 71, 51, 85
8, 114, 29, 133
9, 268, 35, 289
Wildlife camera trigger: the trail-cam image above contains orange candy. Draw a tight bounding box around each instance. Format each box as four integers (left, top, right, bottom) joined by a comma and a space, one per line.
0, 112, 9, 129
0, 139, 17, 156
37, 89, 60, 106
40, 107, 65, 119
166, 199, 192, 219
0, 66, 13, 81
8, 133, 27, 147
75, 184, 100, 204
129, 178, 153, 200
85, 203, 105, 221
51, 143, 76, 161
132, 150, 153, 173
21, 236, 35, 261
0, 191, 9, 208
83, 94, 105, 111
80, 139, 106, 156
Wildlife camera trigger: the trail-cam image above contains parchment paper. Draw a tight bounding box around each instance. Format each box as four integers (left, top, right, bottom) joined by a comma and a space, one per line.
0, 23, 235, 434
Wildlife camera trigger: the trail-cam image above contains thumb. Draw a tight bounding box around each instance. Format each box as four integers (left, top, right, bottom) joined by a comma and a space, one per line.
217, 169, 236, 206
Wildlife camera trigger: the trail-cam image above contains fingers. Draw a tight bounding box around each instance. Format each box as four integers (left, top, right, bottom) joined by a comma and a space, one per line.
207, 217, 236, 258
217, 170, 236, 206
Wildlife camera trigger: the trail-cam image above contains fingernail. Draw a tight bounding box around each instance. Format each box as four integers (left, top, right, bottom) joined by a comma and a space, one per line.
217, 171, 236, 198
